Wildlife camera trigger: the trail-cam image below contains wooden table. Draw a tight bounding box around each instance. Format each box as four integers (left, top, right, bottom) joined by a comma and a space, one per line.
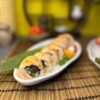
0, 38, 100, 100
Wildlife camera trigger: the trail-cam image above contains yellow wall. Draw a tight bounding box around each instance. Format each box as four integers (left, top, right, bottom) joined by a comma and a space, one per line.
81, 3, 100, 36
14, 0, 29, 37
14, 0, 100, 37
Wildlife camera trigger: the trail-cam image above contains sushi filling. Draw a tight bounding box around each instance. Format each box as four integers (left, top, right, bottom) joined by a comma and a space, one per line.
25, 65, 40, 77
46, 52, 55, 60
41, 60, 47, 68
56, 49, 60, 56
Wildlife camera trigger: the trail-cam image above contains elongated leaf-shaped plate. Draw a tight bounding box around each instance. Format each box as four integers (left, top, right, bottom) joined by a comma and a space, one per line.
14, 39, 82, 86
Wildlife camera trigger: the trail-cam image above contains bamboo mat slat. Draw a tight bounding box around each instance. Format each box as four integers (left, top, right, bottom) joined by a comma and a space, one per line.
0, 38, 100, 100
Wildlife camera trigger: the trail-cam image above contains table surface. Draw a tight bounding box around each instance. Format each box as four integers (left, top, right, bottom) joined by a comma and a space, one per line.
0, 38, 100, 100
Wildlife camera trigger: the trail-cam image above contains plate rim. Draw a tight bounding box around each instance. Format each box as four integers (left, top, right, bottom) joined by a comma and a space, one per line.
14, 38, 82, 86
87, 39, 100, 68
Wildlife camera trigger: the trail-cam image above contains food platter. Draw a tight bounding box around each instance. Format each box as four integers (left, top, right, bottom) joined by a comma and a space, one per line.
14, 38, 82, 86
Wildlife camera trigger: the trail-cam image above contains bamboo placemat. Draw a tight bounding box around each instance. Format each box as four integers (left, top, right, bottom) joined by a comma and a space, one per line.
0, 38, 100, 100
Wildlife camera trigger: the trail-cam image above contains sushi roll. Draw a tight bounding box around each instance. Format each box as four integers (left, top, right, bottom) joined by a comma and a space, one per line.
58, 33, 74, 43
15, 68, 32, 80
19, 56, 44, 78
49, 44, 64, 60
52, 38, 67, 48
52, 33, 74, 48
42, 46, 58, 65
59, 33, 74, 46
34, 52, 52, 74
15, 33, 75, 80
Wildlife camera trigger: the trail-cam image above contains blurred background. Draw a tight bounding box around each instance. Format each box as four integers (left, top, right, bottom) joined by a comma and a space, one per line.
0, 0, 100, 58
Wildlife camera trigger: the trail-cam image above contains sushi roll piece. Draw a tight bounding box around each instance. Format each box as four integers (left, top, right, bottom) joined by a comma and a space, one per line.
52, 33, 74, 48
49, 44, 64, 60
52, 38, 67, 48
58, 33, 74, 43
42, 46, 58, 65
15, 68, 32, 80
19, 56, 44, 78
34, 52, 52, 74
52, 41, 66, 48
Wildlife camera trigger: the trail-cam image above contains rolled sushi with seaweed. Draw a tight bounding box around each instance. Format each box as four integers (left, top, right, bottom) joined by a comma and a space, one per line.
16, 56, 44, 79
34, 52, 52, 74
42, 46, 58, 65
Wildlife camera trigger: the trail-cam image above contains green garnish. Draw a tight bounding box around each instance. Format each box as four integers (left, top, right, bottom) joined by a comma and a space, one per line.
25, 65, 40, 77
0, 48, 41, 71
26, 70, 40, 77
33, 72, 40, 77
59, 56, 69, 65
95, 57, 100, 65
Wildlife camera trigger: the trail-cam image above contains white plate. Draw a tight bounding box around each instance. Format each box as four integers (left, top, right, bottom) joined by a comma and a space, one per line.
87, 39, 100, 68
14, 39, 82, 86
